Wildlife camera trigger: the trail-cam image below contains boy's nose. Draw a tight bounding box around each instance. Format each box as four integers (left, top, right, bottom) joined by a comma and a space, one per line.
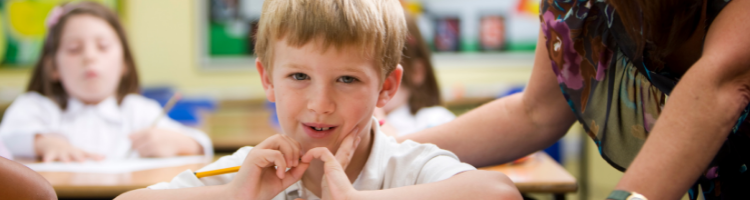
307, 85, 335, 115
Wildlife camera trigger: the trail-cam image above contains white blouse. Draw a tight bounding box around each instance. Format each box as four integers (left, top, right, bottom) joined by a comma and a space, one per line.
386, 105, 456, 136
0, 92, 213, 160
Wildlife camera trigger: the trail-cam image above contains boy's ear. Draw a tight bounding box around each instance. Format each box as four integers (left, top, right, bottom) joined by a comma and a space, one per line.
256, 58, 276, 102
376, 64, 403, 107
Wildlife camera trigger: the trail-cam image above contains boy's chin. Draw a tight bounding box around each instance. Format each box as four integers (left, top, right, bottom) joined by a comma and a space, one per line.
299, 143, 339, 154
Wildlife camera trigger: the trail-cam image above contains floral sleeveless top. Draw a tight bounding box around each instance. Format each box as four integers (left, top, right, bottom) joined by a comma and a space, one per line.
540, 0, 750, 199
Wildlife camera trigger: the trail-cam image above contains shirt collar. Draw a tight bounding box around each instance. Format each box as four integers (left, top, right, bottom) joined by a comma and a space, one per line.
65, 96, 122, 123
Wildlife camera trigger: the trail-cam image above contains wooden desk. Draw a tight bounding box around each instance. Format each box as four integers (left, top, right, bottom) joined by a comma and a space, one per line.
35, 163, 205, 198
202, 100, 278, 151
480, 152, 577, 199
31, 152, 574, 199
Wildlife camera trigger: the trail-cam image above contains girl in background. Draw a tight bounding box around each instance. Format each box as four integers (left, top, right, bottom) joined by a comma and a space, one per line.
379, 13, 455, 136
0, 2, 212, 162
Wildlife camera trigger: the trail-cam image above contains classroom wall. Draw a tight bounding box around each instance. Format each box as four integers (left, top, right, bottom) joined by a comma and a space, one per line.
126, 0, 264, 100
0, 0, 533, 103
125, 0, 533, 101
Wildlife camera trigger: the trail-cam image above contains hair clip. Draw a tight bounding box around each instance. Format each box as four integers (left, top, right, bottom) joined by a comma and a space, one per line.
45, 6, 66, 29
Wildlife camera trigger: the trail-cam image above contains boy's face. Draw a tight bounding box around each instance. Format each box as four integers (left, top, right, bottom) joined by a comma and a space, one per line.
257, 38, 401, 153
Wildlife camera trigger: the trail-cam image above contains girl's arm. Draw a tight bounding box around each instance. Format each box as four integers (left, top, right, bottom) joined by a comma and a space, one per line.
0, 157, 57, 200
614, 1, 750, 199
398, 30, 577, 167
129, 97, 213, 157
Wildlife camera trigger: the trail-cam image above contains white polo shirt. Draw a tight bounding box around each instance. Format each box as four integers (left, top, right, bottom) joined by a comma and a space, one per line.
0, 92, 213, 159
387, 105, 456, 136
148, 117, 475, 200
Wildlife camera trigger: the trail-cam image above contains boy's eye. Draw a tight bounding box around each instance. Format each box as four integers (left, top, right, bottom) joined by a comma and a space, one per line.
338, 76, 357, 83
291, 73, 309, 80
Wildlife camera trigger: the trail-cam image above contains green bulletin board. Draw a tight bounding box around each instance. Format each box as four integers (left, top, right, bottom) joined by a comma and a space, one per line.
0, 0, 118, 68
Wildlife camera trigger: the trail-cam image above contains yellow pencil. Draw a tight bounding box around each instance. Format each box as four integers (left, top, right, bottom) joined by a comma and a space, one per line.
150, 92, 182, 128
194, 166, 241, 178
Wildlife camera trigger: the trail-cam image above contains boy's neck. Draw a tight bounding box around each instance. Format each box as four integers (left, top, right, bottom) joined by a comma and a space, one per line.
301, 125, 374, 198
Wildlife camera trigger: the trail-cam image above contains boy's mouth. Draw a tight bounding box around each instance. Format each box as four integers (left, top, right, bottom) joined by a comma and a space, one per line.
312, 127, 331, 131
302, 123, 337, 139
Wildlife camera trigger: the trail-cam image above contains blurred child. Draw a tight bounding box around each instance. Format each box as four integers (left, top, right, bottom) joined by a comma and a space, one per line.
379, 13, 456, 136
0, 2, 212, 162
116, 0, 520, 199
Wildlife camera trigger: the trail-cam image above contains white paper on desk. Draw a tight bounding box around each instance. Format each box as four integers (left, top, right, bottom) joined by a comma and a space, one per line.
24, 156, 207, 173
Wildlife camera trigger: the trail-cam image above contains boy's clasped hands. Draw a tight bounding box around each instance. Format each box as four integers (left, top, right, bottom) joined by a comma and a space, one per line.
228, 127, 362, 200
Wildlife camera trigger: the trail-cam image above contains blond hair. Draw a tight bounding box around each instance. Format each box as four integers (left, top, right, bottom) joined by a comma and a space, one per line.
255, 0, 407, 77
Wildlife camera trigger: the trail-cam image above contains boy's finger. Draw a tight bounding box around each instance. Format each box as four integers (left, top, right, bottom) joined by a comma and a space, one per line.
255, 135, 282, 149
303, 148, 348, 175
288, 163, 309, 180
256, 150, 287, 179
303, 148, 353, 192
301, 147, 334, 163
282, 135, 301, 167
282, 162, 310, 186
283, 135, 300, 167
277, 137, 297, 169
335, 130, 360, 169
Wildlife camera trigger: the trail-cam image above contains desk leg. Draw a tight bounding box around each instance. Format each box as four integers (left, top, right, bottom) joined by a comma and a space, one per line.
553, 193, 566, 200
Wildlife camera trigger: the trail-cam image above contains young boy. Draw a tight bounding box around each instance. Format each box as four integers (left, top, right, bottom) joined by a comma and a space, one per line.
116, 0, 521, 199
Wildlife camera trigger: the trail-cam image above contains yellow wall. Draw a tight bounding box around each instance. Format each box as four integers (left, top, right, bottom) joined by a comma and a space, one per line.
125, 0, 533, 100
0, 0, 266, 102
126, 0, 264, 100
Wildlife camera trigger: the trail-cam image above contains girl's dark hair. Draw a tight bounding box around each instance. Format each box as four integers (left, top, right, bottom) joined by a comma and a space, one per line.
27, 1, 139, 110
609, 0, 703, 70
401, 13, 442, 115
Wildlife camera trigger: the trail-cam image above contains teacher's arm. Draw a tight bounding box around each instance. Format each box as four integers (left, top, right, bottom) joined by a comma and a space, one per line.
399, 29, 577, 167
615, 1, 750, 199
